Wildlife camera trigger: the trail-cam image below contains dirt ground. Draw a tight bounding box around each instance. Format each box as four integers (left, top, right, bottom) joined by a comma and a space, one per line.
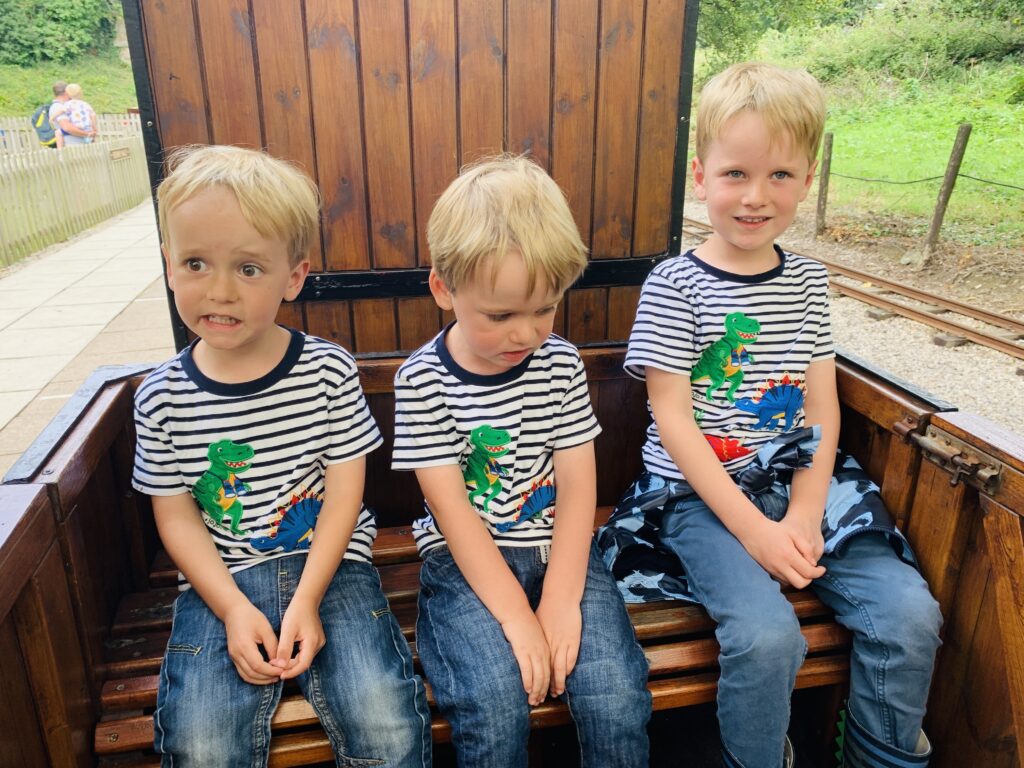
683, 196, 1024, 319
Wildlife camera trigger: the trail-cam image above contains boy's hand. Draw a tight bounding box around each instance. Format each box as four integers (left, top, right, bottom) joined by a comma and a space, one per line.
741, 516, 826, 589
780, 510, 825, 565
222, 599, 283, 685
500, 612, 552, 706
273, 596, 327, 680
535, 597, 582, 698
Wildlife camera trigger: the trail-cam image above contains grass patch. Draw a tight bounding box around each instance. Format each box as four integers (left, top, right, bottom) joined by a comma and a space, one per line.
0, 48, 137, 116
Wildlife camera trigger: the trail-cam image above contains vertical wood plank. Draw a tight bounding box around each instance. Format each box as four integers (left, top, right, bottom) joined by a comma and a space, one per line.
632, 0, 685, 256
507, 0, 552, 168
591, 0, 644, 258
251, 0, 323, 270
306, 0, 371, 271
905, 461, 972, 616
551, 0, 599, 247
458, 0, 505, 163
14, 545, 93, 767
567, 287, 608, 345
980, 497, 1024, 756
275, 301, 306, 332
409, 0, 459, 265
305, 301, 354, 350
358, 0, 417, 269
608, 285, 641, 341
140, 0, 209, 149
0, 621, 49, 767
397, 297, 442, 352
353, 298, 398, 353
880, 437, 922, 530
194, 0, 261, 147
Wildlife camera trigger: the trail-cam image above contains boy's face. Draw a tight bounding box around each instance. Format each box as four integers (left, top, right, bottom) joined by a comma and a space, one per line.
429, 251, 562, 375
162, 185, 309, 362
693, 110, 816, 269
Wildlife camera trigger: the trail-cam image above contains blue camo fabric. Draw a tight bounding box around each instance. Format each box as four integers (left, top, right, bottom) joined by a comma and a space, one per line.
596, 426, 917, 604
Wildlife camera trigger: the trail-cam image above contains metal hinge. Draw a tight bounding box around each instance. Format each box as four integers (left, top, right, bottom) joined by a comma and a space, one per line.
909, 425, 1003, 493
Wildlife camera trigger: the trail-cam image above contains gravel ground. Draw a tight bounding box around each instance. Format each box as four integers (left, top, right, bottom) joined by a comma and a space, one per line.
679, 201, 1024, 438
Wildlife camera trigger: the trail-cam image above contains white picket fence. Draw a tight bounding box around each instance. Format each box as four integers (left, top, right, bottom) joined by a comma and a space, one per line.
0, 112, 143, 154
0, 133, 151, 268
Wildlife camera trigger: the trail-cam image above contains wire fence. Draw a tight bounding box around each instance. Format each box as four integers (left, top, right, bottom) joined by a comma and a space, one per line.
830, 171, 1023, 192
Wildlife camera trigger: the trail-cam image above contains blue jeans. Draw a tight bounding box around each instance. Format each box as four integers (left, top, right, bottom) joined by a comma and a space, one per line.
154, 556, 431, 767
659, 501, 941, 768
416, 542, 651, 768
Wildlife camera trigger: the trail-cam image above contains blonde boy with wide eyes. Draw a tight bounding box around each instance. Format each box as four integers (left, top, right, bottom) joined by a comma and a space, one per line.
598, 63, 941, 768
132, 145, 430, 767
392, 155, 651, 768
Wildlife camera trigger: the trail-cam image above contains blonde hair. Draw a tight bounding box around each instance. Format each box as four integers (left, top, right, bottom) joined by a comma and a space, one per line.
158, 145, 320, 265
696, 62, 826, 166
427, 154, 588, 295
65, 83, 83, 99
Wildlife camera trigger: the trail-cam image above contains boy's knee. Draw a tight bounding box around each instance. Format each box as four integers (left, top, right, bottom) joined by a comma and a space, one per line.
724, 615, 806, 666
881, 584, 942, 660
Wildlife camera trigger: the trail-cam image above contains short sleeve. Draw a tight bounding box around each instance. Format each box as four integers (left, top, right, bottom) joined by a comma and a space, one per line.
132, 397, 187, 496
552, 354, 601, 450
325, 356, 383, 464
811, 271, 836, 361
391, 372, 463, 470
624, 266, 699, 379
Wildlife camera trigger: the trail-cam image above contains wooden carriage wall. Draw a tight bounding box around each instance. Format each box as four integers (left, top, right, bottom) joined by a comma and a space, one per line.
122, 0, 698, 355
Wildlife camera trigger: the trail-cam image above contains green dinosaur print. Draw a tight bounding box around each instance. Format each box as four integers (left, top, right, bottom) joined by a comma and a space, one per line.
463, 424, 511, 513
192, 439, 255, 535
691, 312, 761, 403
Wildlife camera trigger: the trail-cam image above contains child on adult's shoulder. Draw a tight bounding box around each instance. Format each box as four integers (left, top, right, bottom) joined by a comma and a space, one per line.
598, 62, 942, 768
392, 155, 651, 768
132, 145, 430, 767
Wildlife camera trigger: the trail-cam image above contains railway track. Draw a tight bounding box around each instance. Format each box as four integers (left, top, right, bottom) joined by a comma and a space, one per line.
680, 218, 1024, 363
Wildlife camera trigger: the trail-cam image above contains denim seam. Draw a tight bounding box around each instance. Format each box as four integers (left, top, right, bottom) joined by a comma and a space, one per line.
821, 570, 893, 743
421, 558, 466, 763
154, 649, 172, 764
251, 683, 277, 768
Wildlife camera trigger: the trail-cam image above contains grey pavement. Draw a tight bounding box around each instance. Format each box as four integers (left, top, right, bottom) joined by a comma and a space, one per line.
0, 203, 176, 477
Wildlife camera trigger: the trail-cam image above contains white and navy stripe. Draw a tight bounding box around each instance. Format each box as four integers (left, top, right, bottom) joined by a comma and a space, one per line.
133, 330, 382, 585
392, 328, 601, 555
626, 247, 834, 478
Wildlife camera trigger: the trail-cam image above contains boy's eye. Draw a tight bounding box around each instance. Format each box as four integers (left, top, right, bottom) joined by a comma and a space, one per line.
487, 313, 511, 322
240, 264, 263, 278
725, 170, 744, 179
772, 171, 792, 180
184, 258, 205, 272
536, 306, 557, 316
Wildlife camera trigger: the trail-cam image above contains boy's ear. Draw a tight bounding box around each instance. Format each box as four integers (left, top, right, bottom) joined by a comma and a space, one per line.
692, 157, 707, 200
161, 244, 175, 291
284, 259, 311, 302
428, 268, 454, 311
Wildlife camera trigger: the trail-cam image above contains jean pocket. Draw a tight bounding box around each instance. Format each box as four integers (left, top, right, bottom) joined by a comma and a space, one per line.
165, 643, 202, 656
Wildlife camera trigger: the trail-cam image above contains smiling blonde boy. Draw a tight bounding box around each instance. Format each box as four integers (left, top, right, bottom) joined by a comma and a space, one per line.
599, 63, 941, 767
132, 145, 430, 767
392, 155, 651, 767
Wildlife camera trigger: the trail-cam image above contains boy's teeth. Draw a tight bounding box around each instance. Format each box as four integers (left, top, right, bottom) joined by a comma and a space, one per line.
207, 315, 238, 325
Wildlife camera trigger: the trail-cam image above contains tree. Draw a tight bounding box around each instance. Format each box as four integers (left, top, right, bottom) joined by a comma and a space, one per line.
0, 0, 119, 66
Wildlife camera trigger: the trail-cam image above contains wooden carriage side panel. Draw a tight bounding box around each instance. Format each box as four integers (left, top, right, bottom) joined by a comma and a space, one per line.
409, 0, 458, 266
633, 0, 687, 256
397, 297, 444, 351
276, 301, 306, 334
551, 0, 599, 247
590, 0, 644, 258
507, 0, 552, 168
607, 285, 641, 341
568, 287, 609, 345
194, 0, 261, 148
306, 0, 371, 271
140, 0, 210, 148
252, 0, 324, 271
458, 0, 505, 165
358, 0, 417, 269
980, 497, 1024, 758
0, 620, 51, 768
353, 298, 398, 353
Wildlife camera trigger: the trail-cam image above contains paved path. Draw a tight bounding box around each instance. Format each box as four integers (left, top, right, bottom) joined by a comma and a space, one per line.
0, 203, 175, 477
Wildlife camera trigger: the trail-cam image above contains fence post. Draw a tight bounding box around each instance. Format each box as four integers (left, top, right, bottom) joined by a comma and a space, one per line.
922, 123, 971, 265
815, 132, 833, 238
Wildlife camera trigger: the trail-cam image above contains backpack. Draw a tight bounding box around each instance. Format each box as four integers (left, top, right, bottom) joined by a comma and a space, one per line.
31, 102, 57, 147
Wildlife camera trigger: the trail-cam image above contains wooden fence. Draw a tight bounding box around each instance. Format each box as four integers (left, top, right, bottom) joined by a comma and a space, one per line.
0, 113, 143, 154
0, 136, 151, 268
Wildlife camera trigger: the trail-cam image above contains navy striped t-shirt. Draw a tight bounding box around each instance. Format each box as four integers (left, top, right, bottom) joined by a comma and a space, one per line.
626, 247, 834, 478
132, 330, 382, 586
392, 328, 602, 556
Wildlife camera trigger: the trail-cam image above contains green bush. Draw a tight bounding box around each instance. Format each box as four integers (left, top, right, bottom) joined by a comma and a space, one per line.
0, 50, 137, 116
0, 0, 119, 66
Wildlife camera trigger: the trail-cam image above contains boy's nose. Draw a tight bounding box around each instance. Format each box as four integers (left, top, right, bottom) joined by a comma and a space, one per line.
207, 272, 236, 302
508, 319, 533, 345
741, 180, 768, 207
